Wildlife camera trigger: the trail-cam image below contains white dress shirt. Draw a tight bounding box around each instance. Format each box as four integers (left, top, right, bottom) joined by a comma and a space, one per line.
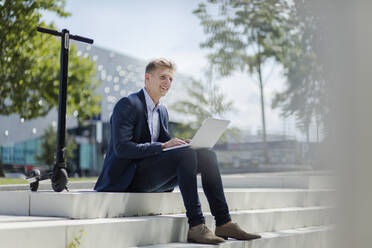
143, 88, 160, 143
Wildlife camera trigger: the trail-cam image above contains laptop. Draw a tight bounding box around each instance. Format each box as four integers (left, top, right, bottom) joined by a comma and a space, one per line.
163, 118, 230, 151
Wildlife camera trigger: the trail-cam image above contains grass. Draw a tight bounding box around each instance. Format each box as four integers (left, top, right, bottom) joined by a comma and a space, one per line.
0, 178, 27, 185
69, 177, 98, 182
0, 177, 97, 185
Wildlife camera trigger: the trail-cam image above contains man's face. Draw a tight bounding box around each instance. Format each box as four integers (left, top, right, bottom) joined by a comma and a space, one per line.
145, 66, 174, 100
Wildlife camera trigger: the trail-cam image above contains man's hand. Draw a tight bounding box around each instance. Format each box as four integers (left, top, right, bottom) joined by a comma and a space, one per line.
162, 138, 188, 149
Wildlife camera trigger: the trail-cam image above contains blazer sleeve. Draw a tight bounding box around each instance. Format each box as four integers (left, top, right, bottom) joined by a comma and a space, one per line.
111, 98, 163, 159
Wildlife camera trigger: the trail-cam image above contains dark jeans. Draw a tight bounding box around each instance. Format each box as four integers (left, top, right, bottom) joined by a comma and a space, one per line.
126, 147, 231, 227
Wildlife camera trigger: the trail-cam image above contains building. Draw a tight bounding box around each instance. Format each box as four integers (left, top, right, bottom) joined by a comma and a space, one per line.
0, 43, 319, 176
0, 42, 192, 176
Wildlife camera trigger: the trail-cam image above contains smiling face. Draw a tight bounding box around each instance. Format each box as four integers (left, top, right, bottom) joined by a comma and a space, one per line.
144, 66, 174, 104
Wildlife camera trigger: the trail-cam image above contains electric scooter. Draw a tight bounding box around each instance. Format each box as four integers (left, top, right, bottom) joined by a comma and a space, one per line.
26, 27, 94, 192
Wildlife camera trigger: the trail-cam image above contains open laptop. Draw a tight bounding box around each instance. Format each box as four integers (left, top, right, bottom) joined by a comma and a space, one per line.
163, 118, 230, 151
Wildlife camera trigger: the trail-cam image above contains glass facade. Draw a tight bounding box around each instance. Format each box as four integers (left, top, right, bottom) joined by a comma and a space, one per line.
79, 143, 92, 170
1, 138, 42, 165
1, 137, 99, 175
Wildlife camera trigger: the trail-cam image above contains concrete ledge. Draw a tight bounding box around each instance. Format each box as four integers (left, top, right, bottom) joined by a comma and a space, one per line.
0, 189, 334, 218
0, 222, 66, 248
0, 171, 334, 191
137, 225, 333, 248
0, 215, 65, 223
213, 174, 334, 189
0, 207, 332, 248
0, 180, 95, 191
0, 191, 29, 215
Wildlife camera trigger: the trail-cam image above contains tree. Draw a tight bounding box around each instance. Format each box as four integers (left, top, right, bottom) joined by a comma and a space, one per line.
35, 125, 77, 168
171, 77, 240, 143
271, 1, 326, 143
0, 160, 4, 177
0, 0, 101, 123
193, 0, 291, 163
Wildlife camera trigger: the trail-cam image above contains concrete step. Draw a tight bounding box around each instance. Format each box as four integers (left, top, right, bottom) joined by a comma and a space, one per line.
215, 173, 333, 189
137, 225, 333, 248
0, 171, 334, 191
0, 179, 95, 191
0, 188, 334, 218
0, 215, 65, 223
0, 206, 333, 248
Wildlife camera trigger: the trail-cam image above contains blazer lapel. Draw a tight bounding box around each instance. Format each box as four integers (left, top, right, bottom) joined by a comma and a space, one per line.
138, 89, 148, 120
137, 89, 151, 141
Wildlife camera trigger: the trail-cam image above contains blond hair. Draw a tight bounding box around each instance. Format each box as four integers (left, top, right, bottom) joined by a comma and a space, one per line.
145, 58, 176, 73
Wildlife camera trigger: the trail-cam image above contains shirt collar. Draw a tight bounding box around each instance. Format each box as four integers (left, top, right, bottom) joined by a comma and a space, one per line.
143, 87, 159, 112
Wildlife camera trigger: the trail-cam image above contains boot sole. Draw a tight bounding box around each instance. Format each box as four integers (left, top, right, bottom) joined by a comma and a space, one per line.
187, 238, 224, 244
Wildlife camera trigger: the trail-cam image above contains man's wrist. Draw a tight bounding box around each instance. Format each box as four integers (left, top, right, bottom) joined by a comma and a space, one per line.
161, 143, 165, 150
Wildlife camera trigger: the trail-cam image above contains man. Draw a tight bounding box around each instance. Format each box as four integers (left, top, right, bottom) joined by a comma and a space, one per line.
94, 58, 261, 244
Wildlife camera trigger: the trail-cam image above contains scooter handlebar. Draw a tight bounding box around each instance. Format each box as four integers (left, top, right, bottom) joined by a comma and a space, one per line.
37, 27, 94, 44
36, 26, 61, 37
69, 34, 94, 44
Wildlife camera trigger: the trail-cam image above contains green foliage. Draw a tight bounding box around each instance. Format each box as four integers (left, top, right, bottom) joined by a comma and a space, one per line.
193, 0, 290, 76
0, 161, 4, 177
0, 0, 101, 123
34, 125, 77, 167
271, 1, 326, 140
171, 78, 240, 143
0, 146, 3, 176
67, 229, 86, 248
194, 0, 291, 160
172, 80, 232, 125
170, 122, 195, 141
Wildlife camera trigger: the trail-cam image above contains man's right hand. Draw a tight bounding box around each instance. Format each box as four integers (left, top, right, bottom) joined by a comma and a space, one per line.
162, 138, 188, 149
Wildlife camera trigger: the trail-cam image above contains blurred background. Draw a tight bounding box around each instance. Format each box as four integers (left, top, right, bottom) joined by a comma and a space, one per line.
1, 1, 372, 247
0, 0, 326, 178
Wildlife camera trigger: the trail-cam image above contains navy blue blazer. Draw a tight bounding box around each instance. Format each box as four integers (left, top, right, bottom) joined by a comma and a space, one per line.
94, 89, 171, 192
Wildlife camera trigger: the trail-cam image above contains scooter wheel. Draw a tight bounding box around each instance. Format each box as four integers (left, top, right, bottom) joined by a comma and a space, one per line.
51, 168, 68, 192
30, 181, 39, 192
29, 169, 41, 192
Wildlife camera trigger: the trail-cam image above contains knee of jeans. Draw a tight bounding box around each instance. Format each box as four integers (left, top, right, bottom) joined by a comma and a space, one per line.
176, 147, 197, 167
197, 149, 219, 172
199, 148, 217, 162
178, 147, 197, 160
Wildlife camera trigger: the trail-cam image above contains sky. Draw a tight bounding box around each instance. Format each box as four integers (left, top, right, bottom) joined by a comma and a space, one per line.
41, 0, 301, 139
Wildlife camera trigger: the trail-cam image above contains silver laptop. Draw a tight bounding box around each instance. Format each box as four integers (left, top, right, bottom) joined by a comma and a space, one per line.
163, 118, 230, 151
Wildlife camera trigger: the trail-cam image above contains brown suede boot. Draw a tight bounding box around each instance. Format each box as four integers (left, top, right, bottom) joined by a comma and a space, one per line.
187, 224, 225, 244
215, 222, 261, 240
